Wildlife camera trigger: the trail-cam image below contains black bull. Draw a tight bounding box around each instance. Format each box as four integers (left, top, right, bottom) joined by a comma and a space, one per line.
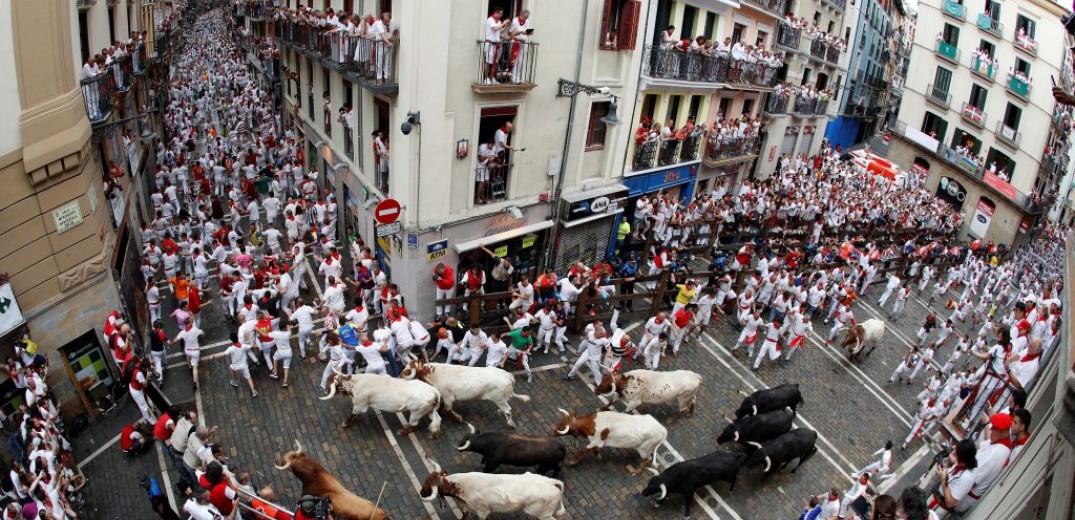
456, 425, 567, 477
734, 383, 804, 419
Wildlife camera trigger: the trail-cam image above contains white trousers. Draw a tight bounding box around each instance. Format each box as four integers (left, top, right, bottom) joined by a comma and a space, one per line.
569, 346, 603, 384
130, 388, 156, 424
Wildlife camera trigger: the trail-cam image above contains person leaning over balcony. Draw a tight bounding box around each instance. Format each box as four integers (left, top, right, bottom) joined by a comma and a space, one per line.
508, 10, 533, 84
369, 12, 395, 83
494, 121, 523, 162
484, 8, 510, 84
475, 137, 497, 204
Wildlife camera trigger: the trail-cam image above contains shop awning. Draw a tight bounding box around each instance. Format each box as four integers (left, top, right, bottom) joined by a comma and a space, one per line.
561, 183, 630, 203
563, 207, 624, 228
453, 220, 555, 253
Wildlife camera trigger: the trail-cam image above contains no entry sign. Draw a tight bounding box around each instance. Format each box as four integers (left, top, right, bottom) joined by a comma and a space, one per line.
374, 198, 401, 224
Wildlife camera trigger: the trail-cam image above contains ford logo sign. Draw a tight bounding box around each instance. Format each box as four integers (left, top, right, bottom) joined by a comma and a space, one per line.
977, 215, 988, 223
590, 196, 611, 214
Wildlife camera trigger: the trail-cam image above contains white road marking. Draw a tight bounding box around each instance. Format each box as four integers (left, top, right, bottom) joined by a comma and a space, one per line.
156, 443, 179, 514
802, 332, 914, 425
77, 434, 122, 469
372, 412, 443, 520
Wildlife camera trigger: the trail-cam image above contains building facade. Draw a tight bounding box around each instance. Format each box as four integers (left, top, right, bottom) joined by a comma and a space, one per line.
257, 0, 647, 321
887, 0, 1067, 245
825, 0, 892, 148
0, 0, 172, 419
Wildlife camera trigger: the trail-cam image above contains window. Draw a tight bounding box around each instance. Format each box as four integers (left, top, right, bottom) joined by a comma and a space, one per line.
600, 0, 641, 50
952, 129, 981, 154
934, 66, 953, 92
681, 6, 697, 39
1014, 57, 1031, 75
666, 95, 682, 124
641, 93, 657, 122
984, 0, 1000, 22
476, 106, 518, 204
742, 99, 756, 115
322, 67, 332, 136
718, 98, 731, 119
985, 148, 1015, 178
1003, 103, 1022, 129
813, 12, 821, 25
827, 21, 835, 34
802, 68, 813, 84
108, 7, 116, 43
78, 11, 90, 63
704, 13, 717, 40
845, 27, 851, 41
688, 95, 703, 120
922, 111, 949, 142
586, 101, 612, 150
732, 24, 745, 43
942, 23, 960, 46
1015, 14, 1036, 38
979, 40, 995, 58
968, 84, 987, 109
756, 31, 768, 47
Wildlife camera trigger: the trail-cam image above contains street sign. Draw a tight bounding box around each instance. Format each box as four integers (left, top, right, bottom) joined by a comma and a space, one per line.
376, 221, 402, 237
427, 239, 448, 262
374, 198, 402, 224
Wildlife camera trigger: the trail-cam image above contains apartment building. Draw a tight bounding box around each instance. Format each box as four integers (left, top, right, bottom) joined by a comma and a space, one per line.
881, 0, 912, 129
253, 0, 647, 320
0, 0, 170, 418
886, 0, 1068, 245
826, 0, 893, 148
754, 0, 847, 177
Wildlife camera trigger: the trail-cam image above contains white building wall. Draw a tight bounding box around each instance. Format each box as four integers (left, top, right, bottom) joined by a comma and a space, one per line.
0, 6, 23, 156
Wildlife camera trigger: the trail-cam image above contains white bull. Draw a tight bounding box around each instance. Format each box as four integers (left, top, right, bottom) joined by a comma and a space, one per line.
420, 459, 567, 520
593, 369, 702, 424
551, 409, 667, 475
321, 371, 443, 438
840, 318, 886, 360
399, 358, 531, 427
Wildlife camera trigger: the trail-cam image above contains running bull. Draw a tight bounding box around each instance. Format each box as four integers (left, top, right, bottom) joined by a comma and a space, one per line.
594, 369, 702, 424
717, 406, 796, 444
456, 422, 567, 476
419, 458, 567, 519
839, 318, 885, 361
743, 428, 819, 481
274, 440, 389, 520
734, 383, 804, 419
640, 451, 745, 519
551, 408, 667, 475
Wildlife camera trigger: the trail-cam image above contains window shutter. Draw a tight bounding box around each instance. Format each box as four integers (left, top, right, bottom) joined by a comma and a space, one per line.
619, 0, 641, 51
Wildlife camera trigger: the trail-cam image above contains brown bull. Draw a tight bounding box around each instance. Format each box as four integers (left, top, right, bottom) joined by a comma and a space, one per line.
837, 318, 885, 361
274, 440, 389, 520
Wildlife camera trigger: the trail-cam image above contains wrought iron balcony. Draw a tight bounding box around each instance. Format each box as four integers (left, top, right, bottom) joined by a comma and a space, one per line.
633, 140, 659, 171
742, 0, 788, 18
936, 41, 960, 63
970, 55, 997, 82
1013, 30, 1038, 56
473, 41, 539, 93
942, 0, 966, 20
765, 93, 791, 115
926, 83, 952, 108
348, 39, 399, 93
794, 96, 818, 115
703, 135, 761, 166
132, 43, 146, 75
642, 45, 779, 87
815, 99, 830, 115
961, 102, 986, 127
822, 0, 846, 11
475, 163, 512, 204
80, 72, 114, 124
977, 13, 1003, 36
996, 121, 1021, 149
110, 54, 133, 94
777, 24, 801, 51
1007, 75, 1031, 99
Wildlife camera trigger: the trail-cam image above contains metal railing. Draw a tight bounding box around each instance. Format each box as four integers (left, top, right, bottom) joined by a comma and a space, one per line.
810, 39, 827, 60
475, 41, 539, 87
777, 24, 801, 51
926, 83, 952, 107
996, 121, 1021, 148
823, 0, 846, 10
1013, 30, 1038, 56
704, 135, 760, 161
940, 145, 983, 176
970, 55, 997, 81
794, 96, 818, 115
111, 54, 132, 93
825, 45, 841, 64
765, 93, 791, 114
80, 72, 113, 123
1007, 75, 1031, 98
936, 41, 960, 62
742, 0, 788, 17
350, 38, 398, 85
680, 133, 704, 161
815, 99, 830, 115
633, 140, 659, 170
476, 163, 512, 203
642, 45, 778, 87
977, 13, 1003, 36
132, 43, 146, 75
961, 102, 986, 126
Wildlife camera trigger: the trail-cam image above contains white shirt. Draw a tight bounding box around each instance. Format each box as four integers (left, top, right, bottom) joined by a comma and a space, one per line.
486, 340, 508, 366
175, 327, 204, 352
485, 16, 503, 42
291, 305, 315, 330
184, 499, 225, 520
644, 317, 671, 336
225, 343, 252, 370
970, 440, 1011, 498
355, 342, 386, 369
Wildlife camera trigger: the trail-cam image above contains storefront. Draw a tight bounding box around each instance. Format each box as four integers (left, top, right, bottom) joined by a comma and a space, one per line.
453, 215, 553, 289
60, 330, 117, 416
554, 184, 629, 268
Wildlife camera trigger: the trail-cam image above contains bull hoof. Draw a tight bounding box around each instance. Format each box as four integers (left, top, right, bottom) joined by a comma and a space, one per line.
626, 464, 640, 475
341, 421, 351, 428
447, 411, 463, 423
430, 430, 441, 440
398, 425, 417, 436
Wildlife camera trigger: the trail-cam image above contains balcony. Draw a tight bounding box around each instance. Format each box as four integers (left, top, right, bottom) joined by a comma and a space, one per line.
239, 1, 270, 20
633, 140, 659, 171
764, 93, 791, 115
926, 84, 952, 108
776, 24, 801, 51
702, 135, 761, 167
940, 145, 983, 176
961, 102, 986, 127
1007, 75, 1031, 99
80, 72, 114, 124
794, 96, 818, 115
472, 41, 539, 93
996, 121, 1021, 149
942, 0, 966, 20
110, 54, 133, 94
132, 43, 146, 75
936, 41, 960, 64
970, 55, 997, 82
476, 163, 512, 204
278, 22, 399, 94
742, 0, 788, 18
1013, 30, 1038, 57
815, 99, 830, 115
808, 39, 842, 65
822, 0, 846, 11
343, 127, 354, 161
642, 45, 778, 88
977, 13, 1003, 36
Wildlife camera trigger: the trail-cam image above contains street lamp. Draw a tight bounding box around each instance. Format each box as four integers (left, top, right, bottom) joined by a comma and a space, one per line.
543, 79, 621, 270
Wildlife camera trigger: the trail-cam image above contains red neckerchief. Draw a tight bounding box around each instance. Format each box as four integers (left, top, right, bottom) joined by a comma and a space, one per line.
1020, 351, 1041, 363
992, 436, 1014, 450
1012, 433, 1029, 447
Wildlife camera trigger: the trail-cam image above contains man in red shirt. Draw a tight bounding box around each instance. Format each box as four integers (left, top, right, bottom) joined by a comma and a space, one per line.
120, 420, 151, 455
432, 263, 455, 319
671, 304, 696, 356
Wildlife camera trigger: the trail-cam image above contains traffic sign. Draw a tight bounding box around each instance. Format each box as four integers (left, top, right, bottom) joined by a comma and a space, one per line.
374, 198, 402, 224
376, 221, 403, 237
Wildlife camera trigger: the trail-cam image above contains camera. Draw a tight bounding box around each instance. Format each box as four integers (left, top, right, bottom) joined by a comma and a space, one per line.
297, 495, 333, 520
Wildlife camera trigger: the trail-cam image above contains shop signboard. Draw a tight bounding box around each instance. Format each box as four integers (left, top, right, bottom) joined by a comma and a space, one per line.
969, 198, 995, 238
0, 283, 25, 338
521, 234, 536, 249
62, 330, 115, 396
427, 240, 448, 262
376, 221, 402, 237
565, 188, 629, 222
935, 176, 967, 211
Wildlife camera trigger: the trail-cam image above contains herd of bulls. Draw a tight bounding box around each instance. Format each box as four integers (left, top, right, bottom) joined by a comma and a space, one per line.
279, 357, 820, 519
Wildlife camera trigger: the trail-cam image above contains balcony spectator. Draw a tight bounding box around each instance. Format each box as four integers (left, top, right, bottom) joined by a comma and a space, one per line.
475, 137, 497, 204
372, 130, 390, 194
508, 10, 533, 84
660, 25, 677, 48
81, 56, 101, 80
494, 121, 522, 162
369, 12, 395, 83
483, 8, 510, 85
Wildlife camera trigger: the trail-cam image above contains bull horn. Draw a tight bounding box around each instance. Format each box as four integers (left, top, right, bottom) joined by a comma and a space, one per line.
273, 456, 293, 471
557, 408, 570, 417
722, 414, 734, 423
466, 422, 476, 434
556, 424, 571, 435
456, 440, 471, 451
294, 440, 304, 454
737, 390, 750, 397
764, 456, 772, 473
424, 456, 442, 474
318, 382, 338, 400
658, 484, 668, 501
746, 441, 763, 449
645, 467, 660, 476
610, 377, 617, 396
733, 431, 739, 442
419, 486, 438, 502
408, 353, 419, 362
785, 406, 794, 414
751, 404, 758, 415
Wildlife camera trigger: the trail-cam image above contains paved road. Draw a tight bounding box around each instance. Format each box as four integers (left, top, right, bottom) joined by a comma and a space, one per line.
75, 249, 983, 519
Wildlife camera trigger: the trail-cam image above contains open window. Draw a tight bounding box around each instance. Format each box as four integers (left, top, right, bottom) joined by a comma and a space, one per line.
600, 0, 641, 50
475, 106, 518, 204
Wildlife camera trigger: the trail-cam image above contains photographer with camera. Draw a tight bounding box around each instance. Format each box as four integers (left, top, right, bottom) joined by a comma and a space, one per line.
928, 439, 977, 516
295, 495, 334, 520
